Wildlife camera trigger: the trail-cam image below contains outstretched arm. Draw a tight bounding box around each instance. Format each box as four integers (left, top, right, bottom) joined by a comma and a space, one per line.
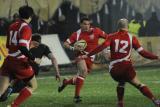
88, 40, 110, 56
133, 36, 158, 60
137, 48, 158, 59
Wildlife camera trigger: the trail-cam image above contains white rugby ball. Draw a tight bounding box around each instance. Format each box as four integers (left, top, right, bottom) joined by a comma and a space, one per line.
74, 40, 87, 51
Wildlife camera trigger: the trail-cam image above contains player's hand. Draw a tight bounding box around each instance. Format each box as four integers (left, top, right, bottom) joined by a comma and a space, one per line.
55, 73, 61, 82
34, 58, 42, 64
157, 56, 160, 61
78, 55, 88, 59
74, 45, 84, 52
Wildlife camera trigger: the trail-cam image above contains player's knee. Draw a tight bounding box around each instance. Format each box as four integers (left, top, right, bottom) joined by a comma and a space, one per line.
32, 83, 38, 91
28, 82, 38, 91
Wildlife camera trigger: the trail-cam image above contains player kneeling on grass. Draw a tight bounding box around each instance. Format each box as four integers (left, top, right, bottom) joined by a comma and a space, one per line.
80, 18, 160, 107
59, 17, 107, 103
0, 34, 61, 102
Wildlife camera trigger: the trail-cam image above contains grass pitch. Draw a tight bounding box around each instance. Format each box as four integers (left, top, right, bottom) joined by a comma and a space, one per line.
1, 67, 160, 107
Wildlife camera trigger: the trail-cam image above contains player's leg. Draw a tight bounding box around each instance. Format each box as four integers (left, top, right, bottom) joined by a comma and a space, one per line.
58, 58, 89, 94
117, 82, 125, 107
73, 59, 88, 103
0, 76, 10, 98
129, 76, 160, 106
0, 80, 16, 102
0, 79, 27, 102
11, 75, 37, 107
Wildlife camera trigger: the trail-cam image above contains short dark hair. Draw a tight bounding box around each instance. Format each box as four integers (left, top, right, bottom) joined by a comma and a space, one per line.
32, 33, 41, 42
19, 5, 34, 19
80, 17, 91, 23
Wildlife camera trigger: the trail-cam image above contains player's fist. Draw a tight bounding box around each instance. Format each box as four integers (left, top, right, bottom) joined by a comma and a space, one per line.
55, 73, 61, 82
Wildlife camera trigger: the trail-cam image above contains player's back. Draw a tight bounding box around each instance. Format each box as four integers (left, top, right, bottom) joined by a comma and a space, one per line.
109, 30, 132, 61
6, 20, 31, 56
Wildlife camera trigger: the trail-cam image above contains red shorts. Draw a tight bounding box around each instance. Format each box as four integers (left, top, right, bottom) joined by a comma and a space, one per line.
0, 56, 34, 81
110, 61, 136, 82
85, 57, 93, 73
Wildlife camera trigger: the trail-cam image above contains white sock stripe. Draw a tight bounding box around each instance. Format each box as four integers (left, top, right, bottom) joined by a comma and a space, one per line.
139, 84, 146, 88
118, 86, 125, 88
77, 76, 84, 80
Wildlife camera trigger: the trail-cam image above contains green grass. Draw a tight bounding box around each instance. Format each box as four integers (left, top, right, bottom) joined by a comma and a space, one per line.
1, 67, 160, 107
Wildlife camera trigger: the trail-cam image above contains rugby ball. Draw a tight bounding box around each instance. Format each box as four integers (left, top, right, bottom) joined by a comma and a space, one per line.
74, 40, 87, 51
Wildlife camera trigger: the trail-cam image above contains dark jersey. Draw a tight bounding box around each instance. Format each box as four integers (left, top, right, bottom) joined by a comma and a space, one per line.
30, 44, 51, 59
29, 43, 52, 75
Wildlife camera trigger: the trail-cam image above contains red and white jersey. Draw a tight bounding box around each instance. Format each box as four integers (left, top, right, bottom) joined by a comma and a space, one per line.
6, 19, 32, 58
89, 30, 158, 65
101, 30, 158, 65
66, 27, 106, 53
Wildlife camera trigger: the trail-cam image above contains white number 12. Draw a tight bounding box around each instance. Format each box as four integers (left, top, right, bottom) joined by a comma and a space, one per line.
115, 39, 128, 53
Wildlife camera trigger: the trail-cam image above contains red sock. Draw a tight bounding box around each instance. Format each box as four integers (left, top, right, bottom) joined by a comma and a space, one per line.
12, 87, 32, 106
64, 77, 75, 85
139, 86, 155, 100
75, 76, 84, 97
117, 86, 125, 102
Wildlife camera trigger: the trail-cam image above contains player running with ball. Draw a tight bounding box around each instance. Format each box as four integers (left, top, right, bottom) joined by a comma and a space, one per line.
58, 17, 107, 103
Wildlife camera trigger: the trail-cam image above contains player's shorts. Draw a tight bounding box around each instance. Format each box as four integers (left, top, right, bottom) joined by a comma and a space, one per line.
0, 56, 34, 82
110, 61, 136, 82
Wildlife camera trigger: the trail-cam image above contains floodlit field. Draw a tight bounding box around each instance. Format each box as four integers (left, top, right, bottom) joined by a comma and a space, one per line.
1, 67, 160, 107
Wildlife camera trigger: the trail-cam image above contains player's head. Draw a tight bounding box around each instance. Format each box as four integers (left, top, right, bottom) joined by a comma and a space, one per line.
80, 17, 91, 31
19, 5, 34, 23
117, 18, 129, 31
32, 33, 41, 43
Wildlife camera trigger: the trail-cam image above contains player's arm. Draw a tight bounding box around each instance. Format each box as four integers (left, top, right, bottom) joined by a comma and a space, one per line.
48, 53, 61, 81
44, 45, 60, 81
19, 26, 40, 63
64, 40, 74, 51
19, 26, 35, 60
133, 36, 158, 59
88, 38, 110, 57
63, 32, 80, 51
19, 46, 35, 60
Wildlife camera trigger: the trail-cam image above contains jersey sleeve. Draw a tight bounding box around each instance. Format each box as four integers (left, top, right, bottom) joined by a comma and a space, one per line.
96, 27, 107, 38
132, 36, 158, 59
132, 36, 143, 52
66, 32, 77, 44
19, 26, 32, 48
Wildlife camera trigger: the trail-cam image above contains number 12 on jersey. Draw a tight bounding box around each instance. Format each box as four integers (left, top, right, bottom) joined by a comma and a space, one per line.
115, 39, 128, 53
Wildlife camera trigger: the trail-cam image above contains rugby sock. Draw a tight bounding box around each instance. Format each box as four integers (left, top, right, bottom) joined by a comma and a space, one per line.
64, 77, 75, 85
139, 86, 154, 100
117, 86, 125, 102
75, 76, 84, 97
12, 87, 31, 106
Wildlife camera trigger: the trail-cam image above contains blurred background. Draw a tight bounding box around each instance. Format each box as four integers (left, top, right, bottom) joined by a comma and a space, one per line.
0, 0, 160, 69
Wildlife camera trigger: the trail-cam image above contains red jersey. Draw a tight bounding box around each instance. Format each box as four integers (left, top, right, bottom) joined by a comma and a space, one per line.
89, 30, 158, 63
66, 27, 106, 53
6, 19, 32, 58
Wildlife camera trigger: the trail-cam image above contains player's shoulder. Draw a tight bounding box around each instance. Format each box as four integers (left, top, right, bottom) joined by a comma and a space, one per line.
92, 27, 103, 32
39, 43, 48, 48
